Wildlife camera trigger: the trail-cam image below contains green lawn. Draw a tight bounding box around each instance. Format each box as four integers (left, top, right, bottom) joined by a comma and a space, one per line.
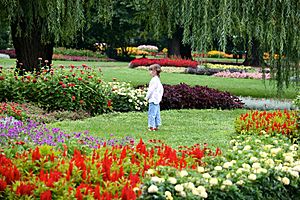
0, 58, 296, 99
51, 109, 246, 151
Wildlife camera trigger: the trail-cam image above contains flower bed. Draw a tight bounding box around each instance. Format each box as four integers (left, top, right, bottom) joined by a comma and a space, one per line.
140, 134, 300, 199
0, 118, 219, 199
160, 83, 244, 110
235, 110, 298, 141
129, 58, 198, 68
213, 71, 271, 79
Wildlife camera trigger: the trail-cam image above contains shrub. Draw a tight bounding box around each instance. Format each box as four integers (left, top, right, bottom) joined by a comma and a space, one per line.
160, 83, 244, 110
140, 134, 300, 200
0, 49, 16, 58
129, 58, 198, 68
0, 65, 147, 115
235, 110, 298, 142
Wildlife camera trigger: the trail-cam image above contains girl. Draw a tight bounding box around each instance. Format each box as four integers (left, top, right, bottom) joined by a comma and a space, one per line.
146, 64, 164, 131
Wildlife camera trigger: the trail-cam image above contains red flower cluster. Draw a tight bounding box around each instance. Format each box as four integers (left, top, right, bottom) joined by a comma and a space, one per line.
130, 58, 198, 68
235, 110, 298, 136
0, 139, 219, 199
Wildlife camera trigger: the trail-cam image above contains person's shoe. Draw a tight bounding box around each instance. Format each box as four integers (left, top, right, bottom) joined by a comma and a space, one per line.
148, 127, 156, 131
154, 127, 158, 131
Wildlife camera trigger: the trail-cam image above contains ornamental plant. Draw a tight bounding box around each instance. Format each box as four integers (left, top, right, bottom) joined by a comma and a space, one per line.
235, 110, 298, 141
109, 81, 148, 112
140, 134, 300, 200
129, 58, 198, 68
160, 83, 244, 110
137, 45, 159, 53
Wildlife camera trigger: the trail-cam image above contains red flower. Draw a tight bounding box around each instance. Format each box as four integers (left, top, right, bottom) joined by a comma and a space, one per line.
61, 84, 67, 88
40, 190, 52, 200
0, 179, 7, 192
72, 96, 76, 101
0, 76, 4, 80
107, 100, 112, 107
78, 77, 83, 81
16, 183, 35, 196
32, 78, 37, 83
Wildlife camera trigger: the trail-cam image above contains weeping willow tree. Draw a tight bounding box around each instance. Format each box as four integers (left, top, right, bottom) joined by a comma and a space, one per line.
181, 0, 300, 93
135, 0, 193, 59
0, 0, 112, 72
137, 0, 299, 93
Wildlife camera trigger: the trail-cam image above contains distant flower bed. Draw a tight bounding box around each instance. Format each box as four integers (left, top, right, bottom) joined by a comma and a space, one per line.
0, 49, 16, 58
135, 66, 186, 73
52, 54, 114, 62
129, 58, 198, 68
213, 71, 271, 79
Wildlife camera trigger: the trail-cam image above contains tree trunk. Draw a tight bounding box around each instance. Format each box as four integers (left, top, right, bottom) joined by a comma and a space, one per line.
243, 37, 264, 67
167, 27, 192, 60
11, 20, 53, 74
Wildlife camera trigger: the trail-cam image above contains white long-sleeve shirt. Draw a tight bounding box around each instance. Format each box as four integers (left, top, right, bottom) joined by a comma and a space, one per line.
146, 76, 164, 104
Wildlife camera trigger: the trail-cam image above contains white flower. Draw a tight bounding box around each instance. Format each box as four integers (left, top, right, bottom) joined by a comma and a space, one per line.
168, 177, 177, 184
200, 191, 208, 198
259, 152, 268, 158
165, 191, 172, 198
265, 159, 275, 167
252, 163, 261, 169
192, 188, 200, 196
243, 145, 251, 151
256, 168, 268, 174
185, 182, 195, 190
197, 186, 206, 193
242, 163, 251, 170
223, 162, 233, 169
148, 185, 158, 193
197, 166, 205, 173
281, 177, 290, 185
179, 170, 188, 177
270, 148, 281, 155
151, 176, 162, 183
289, 144, 298, 151
209, 178, 218, 186
248, 174, 257, 181
179, 191, 186, 197
222, 180, 233, 186
146, 169, 155, 175
175, 184, 184, 192
289, 170, 299, 178
250, 157, 258, 162
202, 173, 211, 179
226, 173, 232, 179
255, 139, 261, 143
263, 144, 274, 150
292, 165, 300, 172
284, 156, 294, 163
236, 168, 245, 174
133, 187, 139, 192
214, 166, 223, 171
236, 180, 244, 185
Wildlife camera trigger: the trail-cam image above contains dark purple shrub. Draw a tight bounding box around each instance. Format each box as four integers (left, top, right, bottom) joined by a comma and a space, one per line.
160, 83, 244, 110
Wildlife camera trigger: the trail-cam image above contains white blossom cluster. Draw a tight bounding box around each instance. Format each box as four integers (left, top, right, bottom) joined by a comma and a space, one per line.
141, 134, 300, 199
137, 45, 159, 53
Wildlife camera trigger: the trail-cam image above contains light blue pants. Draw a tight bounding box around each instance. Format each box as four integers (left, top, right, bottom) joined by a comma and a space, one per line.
148, 102, 161, 128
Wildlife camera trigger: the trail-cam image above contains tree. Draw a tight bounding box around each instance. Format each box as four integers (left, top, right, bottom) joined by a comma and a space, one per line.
0, 0, 112, 72
135, 0, 192, 59
139, 0, 299, 93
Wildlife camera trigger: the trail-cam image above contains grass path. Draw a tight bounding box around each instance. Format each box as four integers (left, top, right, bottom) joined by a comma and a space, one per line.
51, 109, 246, 151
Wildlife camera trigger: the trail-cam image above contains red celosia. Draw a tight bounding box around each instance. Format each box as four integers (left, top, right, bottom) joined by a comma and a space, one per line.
0, 179, 7, 192
16, 183, 35, 196
40, 190, 52, 200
